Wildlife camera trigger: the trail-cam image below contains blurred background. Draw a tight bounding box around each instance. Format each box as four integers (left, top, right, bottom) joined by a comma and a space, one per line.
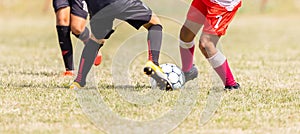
0, 0, 299, 17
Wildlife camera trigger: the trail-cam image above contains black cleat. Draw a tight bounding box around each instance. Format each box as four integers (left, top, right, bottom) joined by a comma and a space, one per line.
224, 83, 240, 91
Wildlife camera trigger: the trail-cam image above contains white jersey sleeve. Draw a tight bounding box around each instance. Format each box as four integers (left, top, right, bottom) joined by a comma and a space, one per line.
210, 0, 241, 11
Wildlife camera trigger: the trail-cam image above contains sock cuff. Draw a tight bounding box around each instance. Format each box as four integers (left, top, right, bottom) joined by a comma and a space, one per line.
56, 25, 71, 34
148, 24, 163, 31
207, 50, 226, 68
179, 39, 195, 49
73, 27, 90, 42
56, 25, 70, 29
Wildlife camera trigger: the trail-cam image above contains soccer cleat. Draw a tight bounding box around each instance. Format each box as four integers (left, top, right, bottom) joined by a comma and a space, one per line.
184, 64, 198, 83
69, 82, 82, 90
144, 61, 173, 90
224, 83, 240, 91
62, 70, 74, 76
94, 51, 102, 66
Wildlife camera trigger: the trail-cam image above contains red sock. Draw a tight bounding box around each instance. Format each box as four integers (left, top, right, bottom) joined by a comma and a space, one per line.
208, 51, 236, 86
180, 40, 195, 72
214, 60, 236, 86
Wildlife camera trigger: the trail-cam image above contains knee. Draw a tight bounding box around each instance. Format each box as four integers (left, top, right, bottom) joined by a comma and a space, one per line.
148, 14, 161, 25
55, 8, 70, 25
144, 14, 162, 29
199, 34, 216, 48
180, 39, 195, 49
198, 39, 210, 58
56, 17, 69, 26
180, 26, 189, 39
180, 26, 195, 42
147, 24, 163, 31
198, 40, 206, 52
71, 24, 84, 35
72, 27, 90, 43
199, 36, 209, 50
198, 35, 213, 54
199, 34, 219, 58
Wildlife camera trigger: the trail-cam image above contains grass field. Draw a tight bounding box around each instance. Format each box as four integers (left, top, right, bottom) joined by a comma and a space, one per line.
0, 0, 300, 134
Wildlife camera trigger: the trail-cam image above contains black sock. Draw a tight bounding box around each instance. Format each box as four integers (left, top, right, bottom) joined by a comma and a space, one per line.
75, 39, 103, 86
147, 24, 163, 66
56, 25, 74, 71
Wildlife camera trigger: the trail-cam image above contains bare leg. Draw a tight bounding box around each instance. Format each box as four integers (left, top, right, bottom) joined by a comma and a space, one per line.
179, 20, 202, 72
199, 33, 237, 87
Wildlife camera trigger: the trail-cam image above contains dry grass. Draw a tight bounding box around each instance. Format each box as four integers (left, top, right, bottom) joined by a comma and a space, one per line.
0, 1, 300, 134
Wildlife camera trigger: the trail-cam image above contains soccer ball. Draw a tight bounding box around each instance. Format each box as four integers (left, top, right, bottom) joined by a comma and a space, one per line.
150, 63, 185, 90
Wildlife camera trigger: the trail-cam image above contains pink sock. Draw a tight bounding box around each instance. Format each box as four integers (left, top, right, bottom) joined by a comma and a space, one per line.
180, 40, 195, 72
208, 51, 236, 86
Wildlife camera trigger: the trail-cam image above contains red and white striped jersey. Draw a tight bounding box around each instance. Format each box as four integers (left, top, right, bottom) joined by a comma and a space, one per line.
210, 0, 241, 11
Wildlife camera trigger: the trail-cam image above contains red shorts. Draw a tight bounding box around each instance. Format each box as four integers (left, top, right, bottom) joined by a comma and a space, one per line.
187, 0, 241, 36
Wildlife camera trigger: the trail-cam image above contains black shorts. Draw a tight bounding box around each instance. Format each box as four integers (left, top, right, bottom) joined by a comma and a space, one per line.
52, 0, 88, 19
80, 0, 152, 39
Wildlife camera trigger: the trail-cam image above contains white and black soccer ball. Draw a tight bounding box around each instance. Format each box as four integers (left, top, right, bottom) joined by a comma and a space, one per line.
150, 63, 185, 90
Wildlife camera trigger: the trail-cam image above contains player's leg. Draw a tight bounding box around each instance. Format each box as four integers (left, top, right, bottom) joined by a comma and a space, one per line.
70, 14, 102, 66
53, 0, 73, 75
180, 20, 202, 82
199, 2, 241, 90
70, 14, 86, 37
115, 0, 163, 66
143, 13, 162, 66
69, 0, 90, 42
179, 0, 207, 82
117, 0, 171, 90
143, 13, 177, 90
70, 0, 117, 89
70, 18, 114, 89
142, 14, 173, 90
69, 0, 102, 66
199, 33, 239, 90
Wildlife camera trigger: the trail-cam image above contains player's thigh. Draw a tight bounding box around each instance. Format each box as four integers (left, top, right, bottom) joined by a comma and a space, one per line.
53, 0, 70, 25
70, 0, 88, 20
147, 13, 161, 25
53, 0, 69, 12
180, 0, 206, 42
142, 14, 161, 29
116, 0, 153, 30
90, 19, 114, 40
180, 20, 203, 42
186, 0, 207, 25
